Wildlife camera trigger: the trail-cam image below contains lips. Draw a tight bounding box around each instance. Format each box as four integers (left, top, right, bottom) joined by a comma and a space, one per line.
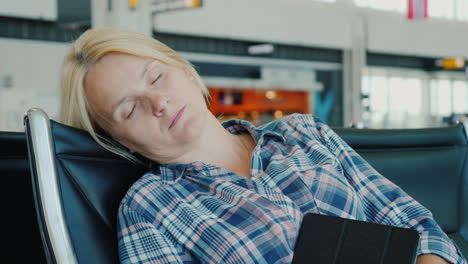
169, 105, 186, 129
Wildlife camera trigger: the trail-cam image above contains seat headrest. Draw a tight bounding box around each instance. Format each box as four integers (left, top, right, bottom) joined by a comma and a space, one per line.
333, 124, 467, 149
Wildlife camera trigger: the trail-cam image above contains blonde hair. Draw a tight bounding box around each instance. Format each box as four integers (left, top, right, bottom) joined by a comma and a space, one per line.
60, 27, 210, 164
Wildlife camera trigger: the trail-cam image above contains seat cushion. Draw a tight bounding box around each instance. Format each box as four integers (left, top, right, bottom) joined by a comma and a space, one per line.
51, 121, 148, 263
0, 132, 46, 263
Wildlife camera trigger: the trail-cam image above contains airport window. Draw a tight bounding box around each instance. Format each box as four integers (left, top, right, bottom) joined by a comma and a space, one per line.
368, 75, 388, 113
364, 68, 468, 127
455, 0, 468, 21
360, 68, 468, 128
354, 0, 368, 7
389, 77, 423, 115
427, 0, 468, 21
430, 78, 468, 117
354, 0, 468, 21
428, 0, 456, 19
354, 0, 407, 13
362, 74, 389, 128
453, 80, 468, 113
430, 79, 453, 116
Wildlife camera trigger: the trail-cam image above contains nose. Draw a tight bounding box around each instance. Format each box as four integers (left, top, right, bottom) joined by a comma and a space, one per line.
150, 94, 170, 117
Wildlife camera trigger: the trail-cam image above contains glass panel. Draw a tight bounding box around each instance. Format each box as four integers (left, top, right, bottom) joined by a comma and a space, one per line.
453, 80, 468, 113
437, 80, 452, 115
456, 0, 468, 21
430, 80, 439, 115
389, 77, 406, 112
354, 0, 405, 12
362, 68, 446, 128
362, 75, 370, 95
394, 0, 407, 13
355, 0, 465, 19
405, 78, 423, 114
370, 0, 394, 11
369, 76, 388, 113
385, 77, 421, 128
354, 0, 370, 7
429, 0, 455, 19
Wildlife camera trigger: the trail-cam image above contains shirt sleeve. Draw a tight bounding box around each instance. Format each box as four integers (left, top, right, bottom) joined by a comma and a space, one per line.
117, 204, 195, 264
302, 114, 466, 264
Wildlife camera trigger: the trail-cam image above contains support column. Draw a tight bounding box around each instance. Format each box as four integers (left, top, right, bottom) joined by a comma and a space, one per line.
343, 14, 367, 127
91, 0, 153, 36
421, 77, 432, 125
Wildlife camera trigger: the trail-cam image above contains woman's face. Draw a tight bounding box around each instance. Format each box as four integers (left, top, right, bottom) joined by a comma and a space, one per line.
84, 52, 209, 162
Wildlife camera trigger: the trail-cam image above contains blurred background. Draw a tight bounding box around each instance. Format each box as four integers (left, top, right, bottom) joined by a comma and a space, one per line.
0, 0, 467, 131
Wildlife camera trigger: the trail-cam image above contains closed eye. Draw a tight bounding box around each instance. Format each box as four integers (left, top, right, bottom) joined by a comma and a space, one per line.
151, 74, 163, 85
126, 103, 137, 119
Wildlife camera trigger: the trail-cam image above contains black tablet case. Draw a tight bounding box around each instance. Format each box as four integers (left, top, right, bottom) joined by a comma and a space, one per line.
292, 213, 420, 264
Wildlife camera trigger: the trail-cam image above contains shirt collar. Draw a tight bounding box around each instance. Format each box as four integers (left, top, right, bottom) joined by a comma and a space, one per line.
156, 118, 285, 181
222, 118, 286, 144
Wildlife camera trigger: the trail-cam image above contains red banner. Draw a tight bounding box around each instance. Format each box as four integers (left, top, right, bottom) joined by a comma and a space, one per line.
408, 0, 428, 20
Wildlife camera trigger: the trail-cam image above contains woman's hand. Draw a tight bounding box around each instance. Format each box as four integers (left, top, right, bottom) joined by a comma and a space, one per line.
417, 254, 450, 264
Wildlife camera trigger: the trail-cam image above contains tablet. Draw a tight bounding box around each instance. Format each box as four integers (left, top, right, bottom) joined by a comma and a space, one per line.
292, 213, 420, 264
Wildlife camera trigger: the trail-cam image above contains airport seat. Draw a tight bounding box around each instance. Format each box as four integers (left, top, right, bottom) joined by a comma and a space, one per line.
25, 108, 148, 264
0, 131, 46, 263
333, 124, 468, 257
25, 108, 467, 263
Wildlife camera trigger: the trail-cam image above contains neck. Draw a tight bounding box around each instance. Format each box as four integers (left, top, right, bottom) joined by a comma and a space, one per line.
168, 114, 255, 176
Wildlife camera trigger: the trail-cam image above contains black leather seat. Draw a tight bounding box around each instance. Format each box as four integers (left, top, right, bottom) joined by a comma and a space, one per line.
0, 132, 46, 263
25, 109, 147, 263
25, 108, 467, 263
334, 124, 468, 256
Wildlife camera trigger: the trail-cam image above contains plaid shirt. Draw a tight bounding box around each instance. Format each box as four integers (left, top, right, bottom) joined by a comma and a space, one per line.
117, 114, 466, 264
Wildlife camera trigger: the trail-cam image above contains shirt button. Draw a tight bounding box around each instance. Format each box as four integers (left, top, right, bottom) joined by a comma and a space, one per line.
254, 173, 262, 179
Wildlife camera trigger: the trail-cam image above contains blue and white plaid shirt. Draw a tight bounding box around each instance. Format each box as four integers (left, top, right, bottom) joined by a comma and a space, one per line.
117, 114, 466, 264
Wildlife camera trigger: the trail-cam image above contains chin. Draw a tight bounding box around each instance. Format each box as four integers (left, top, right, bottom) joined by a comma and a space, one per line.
178, 109, 206, 142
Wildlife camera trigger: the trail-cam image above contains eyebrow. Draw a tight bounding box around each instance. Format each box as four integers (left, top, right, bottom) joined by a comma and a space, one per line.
111, 60, 155, 114
140, 60, 155, 80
